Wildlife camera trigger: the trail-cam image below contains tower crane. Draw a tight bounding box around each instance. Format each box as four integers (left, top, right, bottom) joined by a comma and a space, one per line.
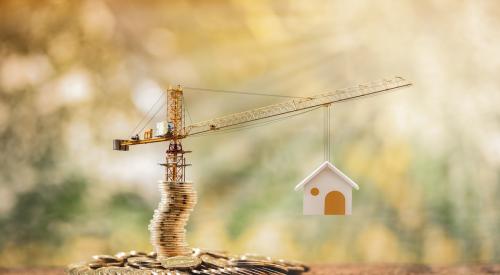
114, 76, 411, 180
112, 76, 412, 258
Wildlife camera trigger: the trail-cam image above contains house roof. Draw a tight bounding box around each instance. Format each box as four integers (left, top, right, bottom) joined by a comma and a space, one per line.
294, 161, 360, 191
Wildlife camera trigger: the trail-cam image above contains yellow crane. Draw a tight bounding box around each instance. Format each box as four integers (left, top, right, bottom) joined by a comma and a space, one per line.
114, 76, 411, 180
112, 76, 412, 258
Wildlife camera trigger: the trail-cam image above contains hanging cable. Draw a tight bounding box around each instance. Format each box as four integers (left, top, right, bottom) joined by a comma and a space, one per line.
182, 95, 193, 125
184, 86, 311, 99
195, 107, 320, 137
190, 106, 321, 138
331, 105, 334, 163
323, 104, 331, 162
324, 106, 327, 161
328, 104, 331, 162
136, 99, 166, 135
129, 92, 165, 137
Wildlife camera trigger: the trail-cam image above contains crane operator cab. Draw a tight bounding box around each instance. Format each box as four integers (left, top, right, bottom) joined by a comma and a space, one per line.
167, 122, 174, 134
154, 121, 174, 138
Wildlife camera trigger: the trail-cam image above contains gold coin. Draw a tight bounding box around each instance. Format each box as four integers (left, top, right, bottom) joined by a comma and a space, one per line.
160, 255, 202, 269
87, 260, 105, 269
92, 254, 120, 263
200, 254, 229, 268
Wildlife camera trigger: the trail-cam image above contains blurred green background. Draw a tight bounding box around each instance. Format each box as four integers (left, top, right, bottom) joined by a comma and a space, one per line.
0, 0, 499, 267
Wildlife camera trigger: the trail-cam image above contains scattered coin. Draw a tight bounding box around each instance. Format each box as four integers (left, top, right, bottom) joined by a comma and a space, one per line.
200, 254, 229, 268
115, 251, 129, 259
92, 254, 120, 263
160, 255, 202, 269
128, 255, 160, 267
193, 248, 230, 259
87, 260, 105, 270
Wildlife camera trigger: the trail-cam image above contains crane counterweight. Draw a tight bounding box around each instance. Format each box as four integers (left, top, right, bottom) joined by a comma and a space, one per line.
113, 139, 129, 151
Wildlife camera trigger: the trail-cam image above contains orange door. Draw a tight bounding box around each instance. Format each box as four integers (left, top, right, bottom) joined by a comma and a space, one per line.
324, 191, 345, 215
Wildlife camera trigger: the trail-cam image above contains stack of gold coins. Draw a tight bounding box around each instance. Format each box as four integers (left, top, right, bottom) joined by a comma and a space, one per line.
148, 180, 197, 258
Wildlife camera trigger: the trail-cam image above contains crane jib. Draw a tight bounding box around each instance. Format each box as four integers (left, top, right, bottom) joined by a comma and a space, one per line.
185, 77, 411, 135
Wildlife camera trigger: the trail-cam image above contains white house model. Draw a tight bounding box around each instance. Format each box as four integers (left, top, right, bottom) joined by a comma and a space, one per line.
295, 161, 359, 215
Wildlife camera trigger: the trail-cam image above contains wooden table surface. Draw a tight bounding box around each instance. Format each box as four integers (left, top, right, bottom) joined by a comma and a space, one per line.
1, 264, 499, 274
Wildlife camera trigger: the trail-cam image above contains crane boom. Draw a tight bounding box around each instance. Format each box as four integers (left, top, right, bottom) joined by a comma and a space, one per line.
186, 76, 411, 135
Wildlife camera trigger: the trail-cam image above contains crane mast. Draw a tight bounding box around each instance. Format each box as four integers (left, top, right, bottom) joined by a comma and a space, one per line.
164, 86, 189, 182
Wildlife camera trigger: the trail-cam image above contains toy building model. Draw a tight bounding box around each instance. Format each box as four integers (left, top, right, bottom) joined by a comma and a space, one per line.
295, 161, 359, 215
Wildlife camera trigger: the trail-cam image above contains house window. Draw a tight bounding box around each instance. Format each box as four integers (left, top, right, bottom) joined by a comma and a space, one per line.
310, 187, 319, 196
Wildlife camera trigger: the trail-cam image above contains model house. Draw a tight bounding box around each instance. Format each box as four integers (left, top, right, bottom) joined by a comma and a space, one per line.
295, 161, 359, 215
